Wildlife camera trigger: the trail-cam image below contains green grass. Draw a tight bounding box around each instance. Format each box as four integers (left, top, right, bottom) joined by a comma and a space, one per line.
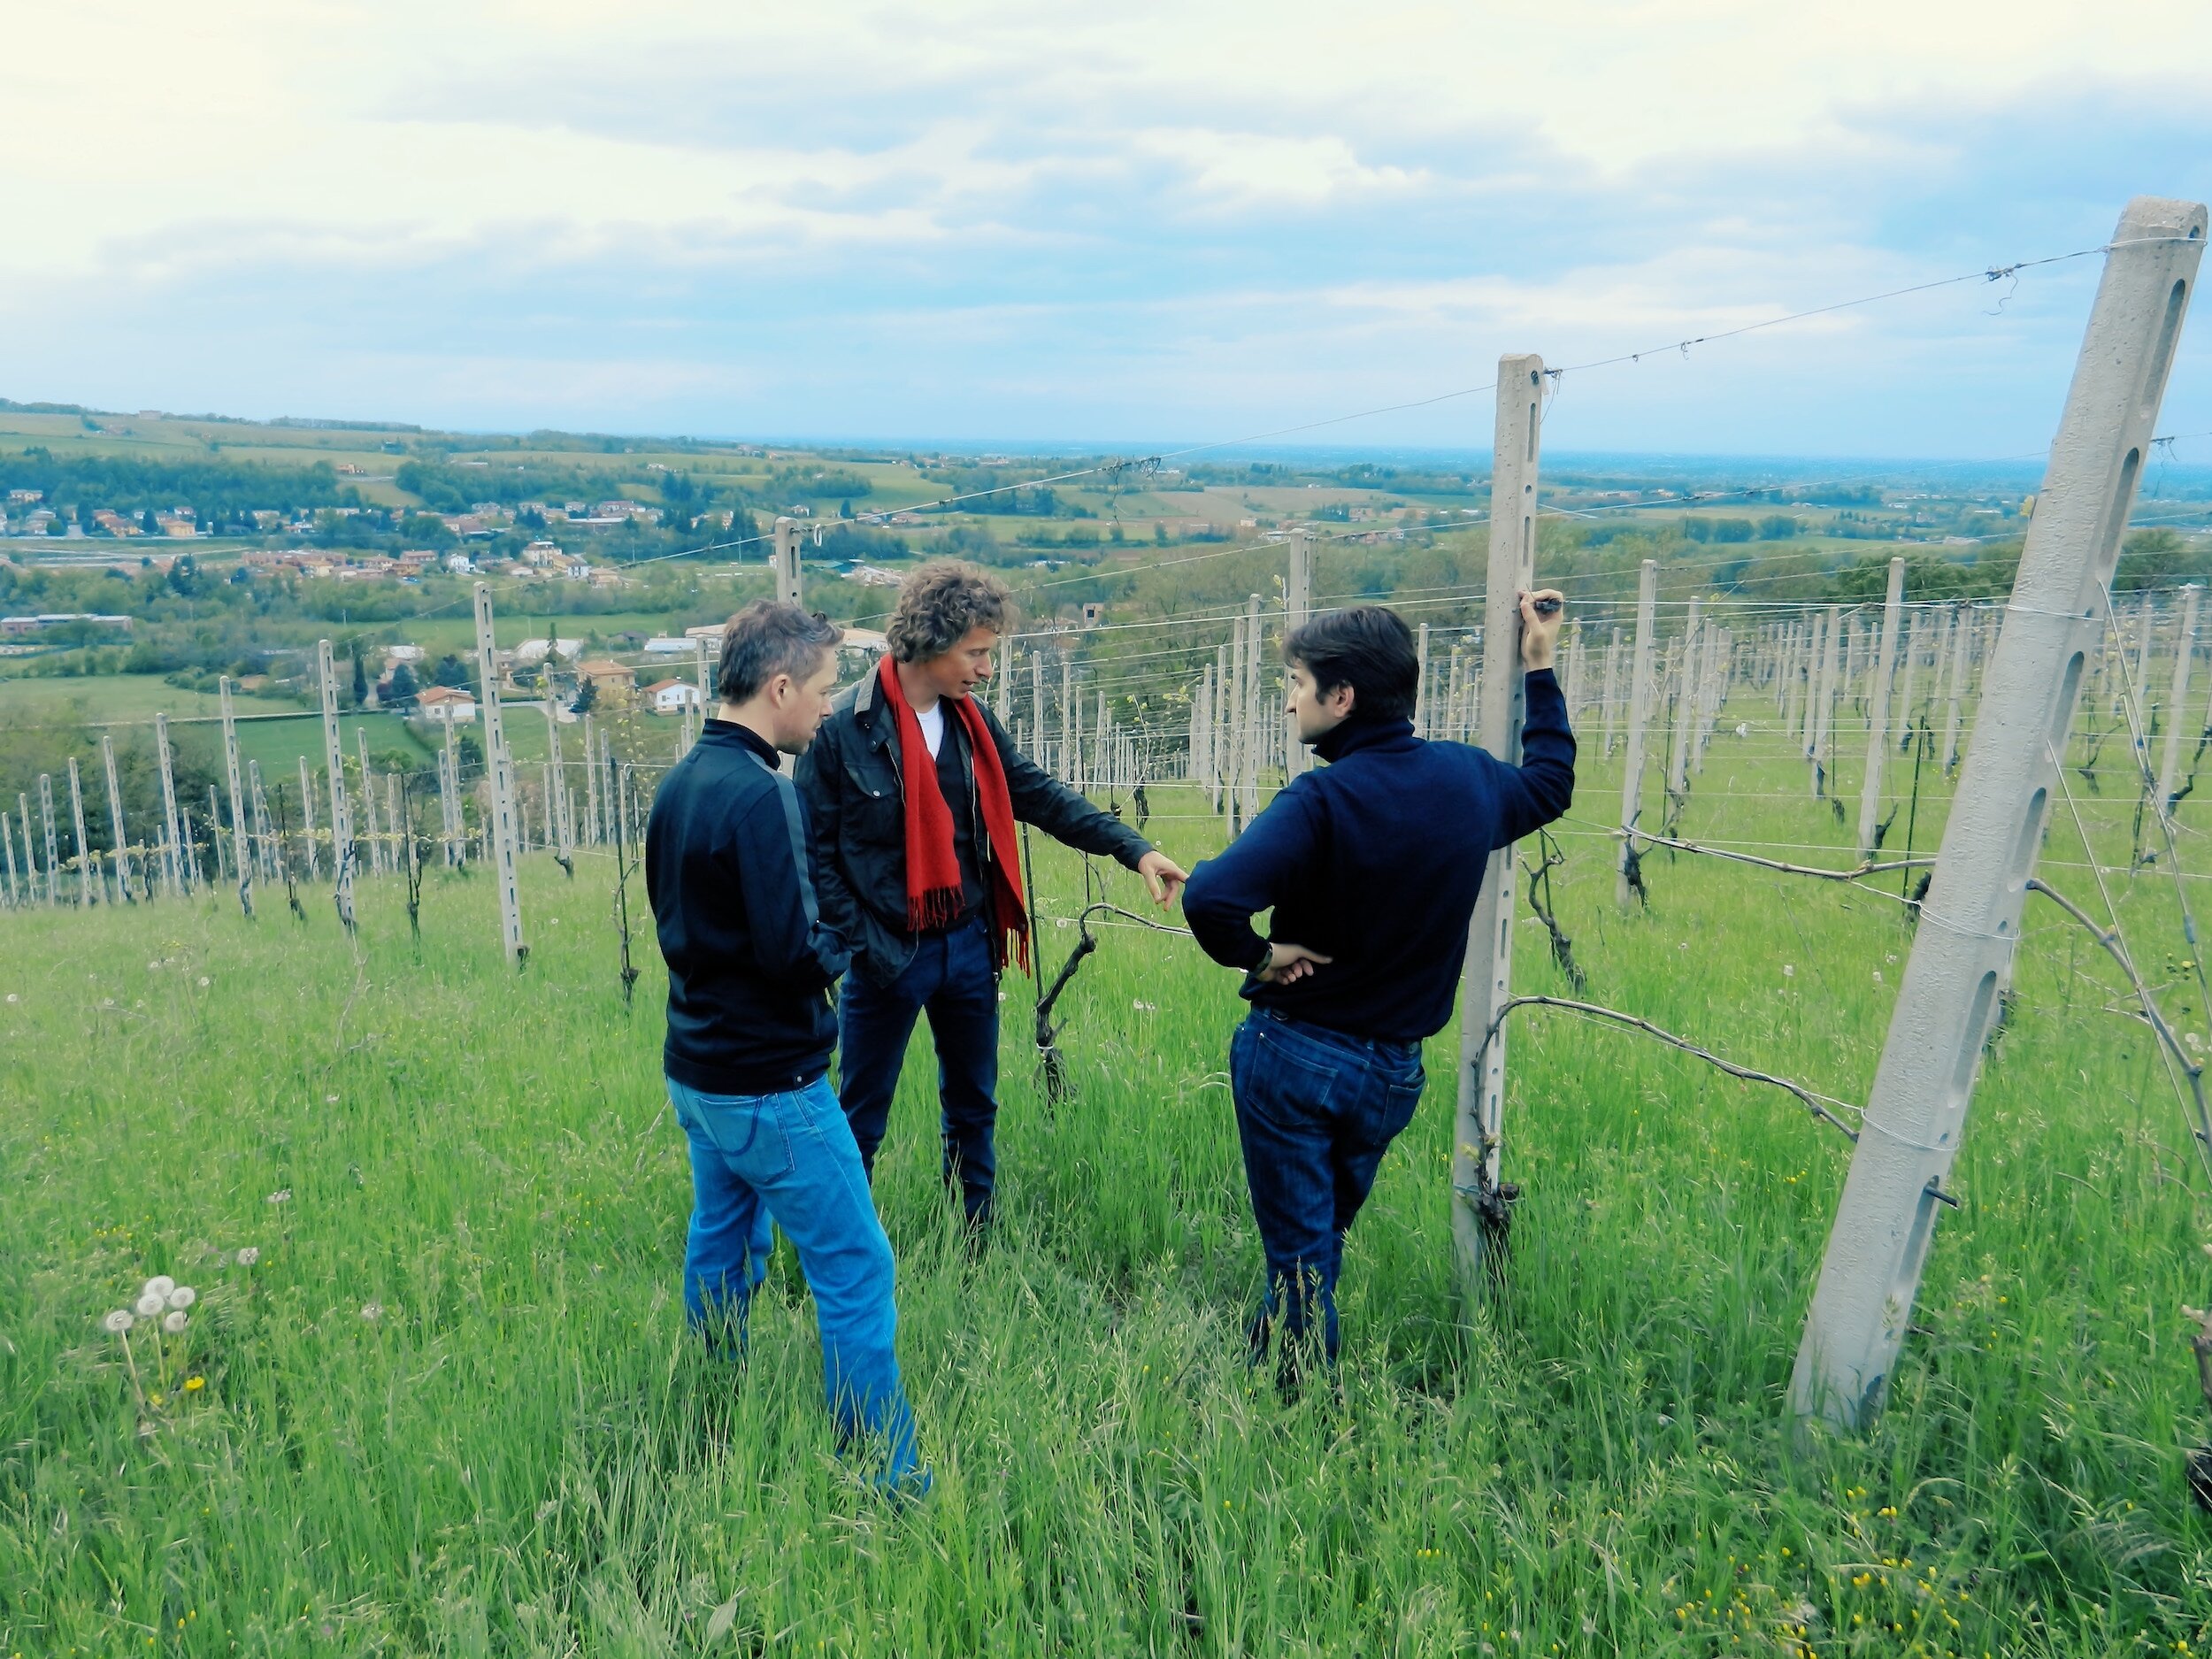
3, 718, 2211, 1656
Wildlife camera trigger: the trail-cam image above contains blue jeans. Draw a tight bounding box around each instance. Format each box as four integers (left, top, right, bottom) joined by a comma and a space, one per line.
838, 915, 1002, 1225
667, 1073, 923, 1485
1229, 1009, 1426, 1379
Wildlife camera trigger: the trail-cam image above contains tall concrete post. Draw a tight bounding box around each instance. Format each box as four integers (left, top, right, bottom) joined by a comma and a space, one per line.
317, 641, 356, 931
154, 714, 184, 898
38, 774, 59, 908
1616, 560, 1659, 908
219, 678, 251, 918
296, 756, 319, 879
1455, 353, 1542, 1294
1792, 195, 2205, 1432
1856, 557, 1908, 856
772, 517, 803, 608
355, 730, 383, 878
473, 585, 526, 966
1665, 600, 1701, 805
1600, 627, 1622, 756
66, 757, 92, 908
2159, 584, 2202, 810
1415, 622, 1432, 737
1242, 593, 1263, 819
1809, 607, 1842, 795
441, 716, 462, 866
1286, 528, 1312, 780
1941, 606, 1970, 773
101, 734, 129, 903
0, 812, 17, 907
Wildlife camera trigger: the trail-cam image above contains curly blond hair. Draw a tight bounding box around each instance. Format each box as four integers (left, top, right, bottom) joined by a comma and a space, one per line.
886, 560, 1012, 663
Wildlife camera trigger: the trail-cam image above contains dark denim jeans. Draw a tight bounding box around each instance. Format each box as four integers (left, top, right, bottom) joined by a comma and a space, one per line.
1229, 1008, 1426, 1381
667, 1073, 924, 1487
838, 914, 1002, 1225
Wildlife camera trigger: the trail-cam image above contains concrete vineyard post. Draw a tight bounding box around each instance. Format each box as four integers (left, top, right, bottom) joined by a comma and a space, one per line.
472, 585, 526, 967
1857, 558, 1908, 856
1810, 607, 1842, 795
355, 731, 382, 878
1455, 353, 1542, 1296
249, 761, 273, 884
39, 774, 59, 907
1601, 627, 1622, 756
1942, 607, 1970, 772
1616, 560, 1659, 909
219, 678, 252, 918
1286, 528, 1311, 780
1666, 600, 1701, 806
102, 735, 130, 902
2159, 584, 2201, 810
0, 812, 17, 907
67, 757, 93, 908
318, 642, 356, 931
773, 517, 803, 607
1415, 623, 1431, 737
1242, 594, 1263, 821
296, 757, 319, 879
995, 633, 1011, 722
1791, 195, 2205, 1432
155, 713, 184, 898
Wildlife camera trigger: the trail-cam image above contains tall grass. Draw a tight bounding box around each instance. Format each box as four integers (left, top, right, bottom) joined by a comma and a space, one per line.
3, 734, 2210, 1655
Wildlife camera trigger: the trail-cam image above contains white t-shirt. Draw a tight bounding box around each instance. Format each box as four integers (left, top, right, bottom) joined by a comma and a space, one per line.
916, 701, 946, 758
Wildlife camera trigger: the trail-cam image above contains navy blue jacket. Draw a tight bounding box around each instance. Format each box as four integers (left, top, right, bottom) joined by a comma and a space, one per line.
646, 720, 849, 1094
1182, 670, 1575, 1044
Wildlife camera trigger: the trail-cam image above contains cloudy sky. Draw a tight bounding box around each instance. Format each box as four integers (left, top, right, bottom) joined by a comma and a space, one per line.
4, 1, 2211, 457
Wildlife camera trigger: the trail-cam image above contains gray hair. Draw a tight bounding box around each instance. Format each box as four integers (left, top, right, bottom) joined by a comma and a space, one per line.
717, 601, 840, 703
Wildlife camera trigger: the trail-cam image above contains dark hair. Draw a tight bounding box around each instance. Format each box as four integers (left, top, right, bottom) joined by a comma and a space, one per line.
1281, 605, 1418, 723
717, 601, 840, 703
887, 559, 1010, 663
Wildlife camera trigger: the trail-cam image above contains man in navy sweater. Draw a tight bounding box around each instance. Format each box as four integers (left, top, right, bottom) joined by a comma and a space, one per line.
647, 600, 924, 1492
1182, 596, 1574, 1387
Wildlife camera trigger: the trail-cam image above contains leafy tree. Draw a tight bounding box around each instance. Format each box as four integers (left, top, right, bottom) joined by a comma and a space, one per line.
351, 647, 367, 706
432, 654, 472, 689
141, 510, 159, 535
386, 662, 419, 707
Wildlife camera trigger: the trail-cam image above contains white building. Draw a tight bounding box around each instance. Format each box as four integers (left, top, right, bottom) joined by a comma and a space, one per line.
417, 686, 477, 724
643, 679, 703, 716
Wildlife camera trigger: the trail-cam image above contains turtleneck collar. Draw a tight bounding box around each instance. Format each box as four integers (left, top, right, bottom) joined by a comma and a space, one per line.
1311, 715, 1416, 764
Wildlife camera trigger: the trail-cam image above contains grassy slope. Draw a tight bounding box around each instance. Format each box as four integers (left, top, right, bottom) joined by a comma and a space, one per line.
2, 720, 2210, 1655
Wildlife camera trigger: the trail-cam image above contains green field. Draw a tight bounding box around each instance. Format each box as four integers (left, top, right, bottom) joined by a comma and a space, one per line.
4, 712, 2212, 1655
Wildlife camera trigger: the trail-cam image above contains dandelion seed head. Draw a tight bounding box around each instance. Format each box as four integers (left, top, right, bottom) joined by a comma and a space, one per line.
197, 976, 210, 988
325, 1094, 338, 1103
265, 1189, 290, 1206
4, 993, 16, 1004
1873, 969, 1884, 982
104, 1310, 134, 1333
143, 1276, 173, 1300
236, 1247, 259, 1265
166, 1286, 196, 1310
162, 1310, 188, 1333
135, 1292, 165, 1317
360, 1301, 383, 1322
1782, 964, 1795, 979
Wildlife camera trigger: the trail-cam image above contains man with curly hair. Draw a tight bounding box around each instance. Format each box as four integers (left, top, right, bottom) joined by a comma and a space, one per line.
797, 559, 1187, 1231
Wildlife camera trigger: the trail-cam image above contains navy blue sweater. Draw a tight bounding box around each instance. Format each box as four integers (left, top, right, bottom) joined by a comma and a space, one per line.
646, 720, 850, 1094
1183, 669, 1575, 1044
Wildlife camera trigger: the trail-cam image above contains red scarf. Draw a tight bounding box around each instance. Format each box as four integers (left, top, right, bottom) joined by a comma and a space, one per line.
877, 656, 1029, 972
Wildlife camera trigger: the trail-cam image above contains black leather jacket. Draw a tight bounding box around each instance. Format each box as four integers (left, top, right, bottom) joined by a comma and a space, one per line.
794, 669, 1154, 987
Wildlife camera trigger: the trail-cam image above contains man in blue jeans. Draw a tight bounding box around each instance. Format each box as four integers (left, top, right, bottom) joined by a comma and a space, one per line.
645, 599, 925, 1491
1182, 598, 1574, 1391
796, 561, 1187, 1231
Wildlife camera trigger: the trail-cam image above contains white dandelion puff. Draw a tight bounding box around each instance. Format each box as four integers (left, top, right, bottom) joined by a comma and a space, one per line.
142, 1276, 175, 1300
166, 1286, 196, 1310
4, 993, 16, 1004
266, 1189, 291, 1206
135, 1292, 165, 1317
360, 1301, 383, 1322
198, 976, 210, 987
1782, 964, 1795, 979
236, 1247, 259, 1266
103, 1310, 134, 1333
325, 1094, 338, 1103
162, 1310, 188, 1333
1873, 969, 1884, 983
